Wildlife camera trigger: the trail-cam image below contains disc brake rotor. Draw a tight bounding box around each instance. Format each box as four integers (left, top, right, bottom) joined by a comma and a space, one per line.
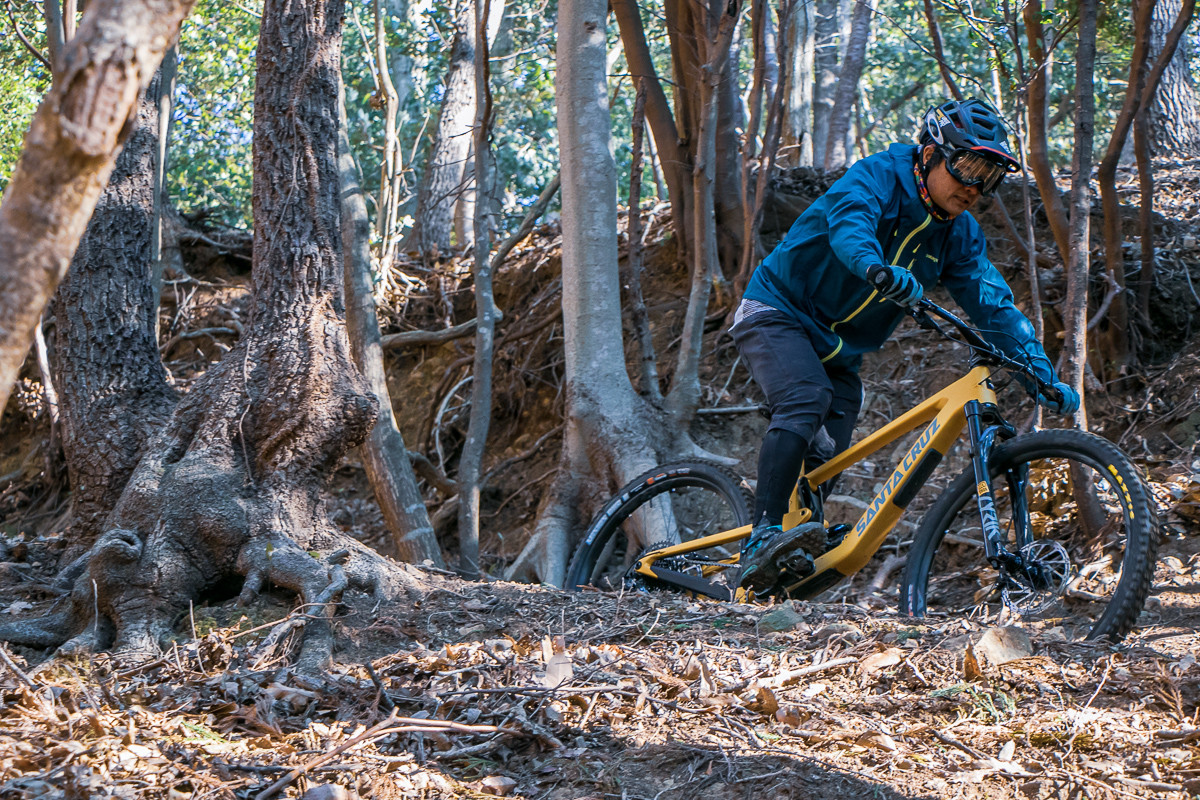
1001, 539, 1073, 616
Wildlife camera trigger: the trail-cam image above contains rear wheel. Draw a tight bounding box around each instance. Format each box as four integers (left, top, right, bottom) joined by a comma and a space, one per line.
900, 429, 1158, 641
566, 461, 754, 592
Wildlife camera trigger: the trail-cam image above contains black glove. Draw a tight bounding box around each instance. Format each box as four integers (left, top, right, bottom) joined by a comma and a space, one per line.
867, 265, 924, 306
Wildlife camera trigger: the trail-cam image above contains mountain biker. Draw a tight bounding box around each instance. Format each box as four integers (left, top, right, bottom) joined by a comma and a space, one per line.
730, 97, 1080, 596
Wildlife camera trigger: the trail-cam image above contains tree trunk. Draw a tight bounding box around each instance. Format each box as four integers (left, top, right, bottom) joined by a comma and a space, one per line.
1134, 106, 1156, 325
781, 0, 815, 166
406, 0, 505, 255
50, 72, 177, 555
513, 0, 709, 586
1096, 0, 1194, 371
457, 0, 499, 580
811, 0, 840, 169
1023, 0, 1071, 265
1095, 0, 1157, 375
823, 0, 874, 170
1062, 0, 1098, 431
611, 0, 693, 256
338, 90, 444, 569
0, 0, 421, 668
1148, 0, 1200, 156
0, 0, 196, 422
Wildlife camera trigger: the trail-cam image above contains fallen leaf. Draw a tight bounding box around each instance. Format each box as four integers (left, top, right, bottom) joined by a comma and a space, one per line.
963, 645, 987, 684
856, 730, 899, 752
747, 686, 778, 716
859, 647, 904, 677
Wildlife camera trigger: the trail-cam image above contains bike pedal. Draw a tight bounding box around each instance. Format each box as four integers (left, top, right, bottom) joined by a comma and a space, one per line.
825, 524, 850, 550
779, 549, 815, 578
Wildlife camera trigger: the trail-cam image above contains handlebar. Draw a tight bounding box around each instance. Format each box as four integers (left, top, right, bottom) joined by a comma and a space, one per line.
907, 299, 1061, 401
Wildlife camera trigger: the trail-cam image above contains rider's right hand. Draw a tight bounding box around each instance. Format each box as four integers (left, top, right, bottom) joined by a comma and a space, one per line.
868, 265, 924, 306
1037, 381, 1081, 415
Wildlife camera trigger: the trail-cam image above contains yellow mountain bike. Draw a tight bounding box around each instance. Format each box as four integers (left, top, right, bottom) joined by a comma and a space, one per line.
566, 300, 1159, 642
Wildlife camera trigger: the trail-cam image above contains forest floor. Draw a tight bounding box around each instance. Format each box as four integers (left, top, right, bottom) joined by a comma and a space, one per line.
1, 162, 1200, 799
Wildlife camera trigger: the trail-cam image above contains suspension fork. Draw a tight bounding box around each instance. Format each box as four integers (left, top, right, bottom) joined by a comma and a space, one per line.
964, 401, 1024, 570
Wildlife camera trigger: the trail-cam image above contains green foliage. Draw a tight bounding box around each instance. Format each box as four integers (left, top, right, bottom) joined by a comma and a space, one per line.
0, 6, 51, 192
169, 0, 261, 227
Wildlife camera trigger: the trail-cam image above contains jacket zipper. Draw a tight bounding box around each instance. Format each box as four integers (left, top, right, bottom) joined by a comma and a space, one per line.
820, 213, 933, 364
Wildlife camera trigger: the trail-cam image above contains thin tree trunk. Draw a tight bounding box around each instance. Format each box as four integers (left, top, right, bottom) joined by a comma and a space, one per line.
611, 0, 692, 253
373, 0, 404, 279
666, 0, 741, 421
1023, 0, 1071, 264
0, 0, 195, 440
1096, 0, 1195, 371
338, 90, 444, 569
457, 0, 499, 580
626, 81, 663, 404
737, 0, 792, 296
150, 47, 176, 333
923, 0, 962, 100
823, 0, 874, 170
1063, 0, 1098, 430
739, 0, 769, 276
1133, 107, 1156, 324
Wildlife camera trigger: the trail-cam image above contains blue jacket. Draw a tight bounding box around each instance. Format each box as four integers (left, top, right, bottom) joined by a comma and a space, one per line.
743, 143, 1054, 381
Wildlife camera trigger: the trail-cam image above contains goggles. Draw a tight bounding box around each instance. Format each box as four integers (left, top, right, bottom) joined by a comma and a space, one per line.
939, 147, 1012, 195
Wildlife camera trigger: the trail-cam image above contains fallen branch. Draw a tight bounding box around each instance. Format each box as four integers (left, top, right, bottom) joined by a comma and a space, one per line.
254, 710, 506, 800
758, 656, 857, 688
381, 319, 477, 351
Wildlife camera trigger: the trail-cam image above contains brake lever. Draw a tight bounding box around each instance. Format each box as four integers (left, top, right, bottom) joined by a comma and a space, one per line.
908, 303, 940, 332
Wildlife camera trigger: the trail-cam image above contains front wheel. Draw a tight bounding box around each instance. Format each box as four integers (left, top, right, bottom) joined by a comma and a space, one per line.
566, 461, 754, 592
900, 429, 1159, 641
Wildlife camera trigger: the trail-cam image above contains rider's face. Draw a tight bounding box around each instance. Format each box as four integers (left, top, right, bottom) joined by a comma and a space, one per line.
922, 144, 982, 218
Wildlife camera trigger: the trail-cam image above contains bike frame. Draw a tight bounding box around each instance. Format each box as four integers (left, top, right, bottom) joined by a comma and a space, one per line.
633, 363, 1016, 601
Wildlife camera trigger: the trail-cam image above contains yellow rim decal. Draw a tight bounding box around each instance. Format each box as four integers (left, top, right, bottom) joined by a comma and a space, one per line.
1107, 464, 1135, 518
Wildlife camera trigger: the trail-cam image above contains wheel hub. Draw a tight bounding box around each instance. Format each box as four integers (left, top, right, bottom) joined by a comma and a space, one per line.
1000, 539, 1073, 616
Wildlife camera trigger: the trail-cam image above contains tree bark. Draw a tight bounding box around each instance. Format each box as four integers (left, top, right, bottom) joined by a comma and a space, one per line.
0, 0, 196, 423
50, 72, 177, 555
823, 0, 874, 170
338, 90, 444, 569
1062, 0, 1097, 430
1148, 0, 1200, 156
0, 0, 421, 667
781, 0, 814, 166
810, 0, 840, 169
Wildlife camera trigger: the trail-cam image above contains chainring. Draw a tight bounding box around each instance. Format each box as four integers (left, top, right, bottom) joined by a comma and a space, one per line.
1000, 539, 1073, 616
623, 539, 734, 590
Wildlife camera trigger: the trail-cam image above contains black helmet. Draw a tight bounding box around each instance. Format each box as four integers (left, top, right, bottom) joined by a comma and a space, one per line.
919, 98, 1019, 194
